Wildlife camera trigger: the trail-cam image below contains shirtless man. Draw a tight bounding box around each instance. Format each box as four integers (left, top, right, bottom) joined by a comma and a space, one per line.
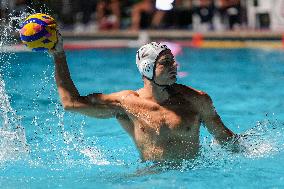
51, 35, 236, 162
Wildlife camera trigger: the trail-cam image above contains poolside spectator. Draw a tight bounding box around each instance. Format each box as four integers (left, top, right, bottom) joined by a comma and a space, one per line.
130, 0, 155, 30
159, 0, 194, 29
172, 0, 193, 29
73, 0, 97, 25
217, 0, 241, 30
130, 0, 190, 30
71, 0, 97, 32
96, 0, 121, 30
192, 0, 215, 31
58, 0, 73, 28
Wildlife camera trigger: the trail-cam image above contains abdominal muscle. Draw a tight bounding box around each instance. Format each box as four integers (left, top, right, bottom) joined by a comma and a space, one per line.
132, 120, 201, 162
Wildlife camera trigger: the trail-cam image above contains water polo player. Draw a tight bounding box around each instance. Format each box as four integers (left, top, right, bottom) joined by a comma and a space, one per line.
50, 32, 238, 162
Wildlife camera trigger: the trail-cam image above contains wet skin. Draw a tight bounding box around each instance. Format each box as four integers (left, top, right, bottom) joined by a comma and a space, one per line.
53, 49, 235, 162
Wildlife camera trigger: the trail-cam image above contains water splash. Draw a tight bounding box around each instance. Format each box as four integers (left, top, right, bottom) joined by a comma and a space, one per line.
80, 147, 110, 165
131, 116, 284, 174
25, 68, 105, 168
0, 73, 29, 163
177, 117, 284, 171
0, 10, 90, 168
238, 118, 284, 158
0, 11, 31, 164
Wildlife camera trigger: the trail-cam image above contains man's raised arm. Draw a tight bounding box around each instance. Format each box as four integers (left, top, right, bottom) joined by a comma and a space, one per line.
50, 32, 124, 118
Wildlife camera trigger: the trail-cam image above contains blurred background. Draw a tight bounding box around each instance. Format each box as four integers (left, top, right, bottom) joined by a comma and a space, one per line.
1, 0, 283, 32
0, 0, 284, 49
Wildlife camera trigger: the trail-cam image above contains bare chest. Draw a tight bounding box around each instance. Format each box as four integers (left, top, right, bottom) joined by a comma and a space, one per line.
132, 103, 201, 160
120, 95, 202, 160
127, 99, 201, 136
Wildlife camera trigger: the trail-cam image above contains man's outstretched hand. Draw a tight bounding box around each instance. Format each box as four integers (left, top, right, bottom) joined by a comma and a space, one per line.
49, 30, 65, 57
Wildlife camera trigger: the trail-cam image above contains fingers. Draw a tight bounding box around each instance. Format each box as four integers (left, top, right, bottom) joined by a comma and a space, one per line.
56, 30, 63, 43
49, 29, 65, 56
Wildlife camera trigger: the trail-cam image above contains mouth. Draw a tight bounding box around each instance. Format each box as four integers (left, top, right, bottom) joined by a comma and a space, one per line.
169, 70, 177, 76
169, 71, 177, 79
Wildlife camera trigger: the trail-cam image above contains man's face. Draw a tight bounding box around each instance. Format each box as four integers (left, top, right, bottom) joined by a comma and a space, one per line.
154, 50, 177, 86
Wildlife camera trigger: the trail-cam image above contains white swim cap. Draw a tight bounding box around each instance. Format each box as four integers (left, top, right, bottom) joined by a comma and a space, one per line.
136, 42, 169, 80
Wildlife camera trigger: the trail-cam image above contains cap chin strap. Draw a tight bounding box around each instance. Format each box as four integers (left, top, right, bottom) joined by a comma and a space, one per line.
143, 58, 172, 88
144, 75, 171, 88
152, 78, 171, 88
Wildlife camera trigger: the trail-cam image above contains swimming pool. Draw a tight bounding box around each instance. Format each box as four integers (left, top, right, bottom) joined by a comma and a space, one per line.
1, 48, 284, 188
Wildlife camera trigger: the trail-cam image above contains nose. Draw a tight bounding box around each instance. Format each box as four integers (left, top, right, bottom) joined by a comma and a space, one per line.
172, 61, 178, 69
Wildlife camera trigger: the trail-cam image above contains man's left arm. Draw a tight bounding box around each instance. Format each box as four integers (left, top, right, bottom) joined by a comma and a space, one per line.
200, 93, 236, 145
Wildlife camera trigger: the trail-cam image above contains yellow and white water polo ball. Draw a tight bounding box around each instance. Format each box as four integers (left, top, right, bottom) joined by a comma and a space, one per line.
20, 13, 58, 51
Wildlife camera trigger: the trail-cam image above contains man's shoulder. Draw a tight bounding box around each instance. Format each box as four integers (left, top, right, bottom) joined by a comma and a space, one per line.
173, 83, 207, 97
174, 84, 212, 109
113, 90, 139, 98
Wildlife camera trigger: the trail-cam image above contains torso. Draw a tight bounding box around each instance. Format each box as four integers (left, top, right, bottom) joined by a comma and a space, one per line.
116, 84, 204, 162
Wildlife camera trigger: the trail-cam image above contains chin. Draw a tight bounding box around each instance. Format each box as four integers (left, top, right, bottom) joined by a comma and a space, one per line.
168, 77, 177, 85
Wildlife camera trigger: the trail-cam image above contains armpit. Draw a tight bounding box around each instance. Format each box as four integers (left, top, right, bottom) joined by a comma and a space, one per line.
87, 93, 121, 106
116, 113, 130, 120
86, 93, 103, 104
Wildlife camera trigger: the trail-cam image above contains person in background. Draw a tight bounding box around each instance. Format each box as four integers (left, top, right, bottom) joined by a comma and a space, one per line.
152, 0, 193, 29
130, 0, 155, 30
130, 0, 191, 30
169, 0, 193, 29
217, 0, 241, 30
96, 0, 121, 30
193, 0, 215, 30
73, 0, 97, 26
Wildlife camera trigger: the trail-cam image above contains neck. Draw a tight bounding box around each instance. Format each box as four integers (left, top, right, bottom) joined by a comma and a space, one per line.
142, 79, 172, 104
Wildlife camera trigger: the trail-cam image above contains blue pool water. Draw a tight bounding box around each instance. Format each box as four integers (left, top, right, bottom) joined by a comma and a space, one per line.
1, 48, 284, 188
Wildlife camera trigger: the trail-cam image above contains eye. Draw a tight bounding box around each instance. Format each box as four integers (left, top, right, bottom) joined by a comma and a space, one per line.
159, 57, 174, 66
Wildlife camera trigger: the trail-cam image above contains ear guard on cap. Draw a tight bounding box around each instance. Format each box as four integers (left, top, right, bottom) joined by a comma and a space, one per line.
136, 42, 170, 80
139, 60, 154, 80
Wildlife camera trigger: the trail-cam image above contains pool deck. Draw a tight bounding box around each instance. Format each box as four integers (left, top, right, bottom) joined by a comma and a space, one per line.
5, 30, 284, 52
